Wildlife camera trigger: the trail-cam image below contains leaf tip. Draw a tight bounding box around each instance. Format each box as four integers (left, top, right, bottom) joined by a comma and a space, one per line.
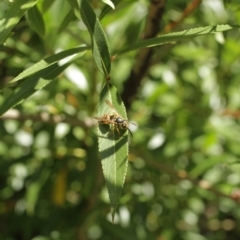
111, 207, 116, 223
102, 0, 115, 9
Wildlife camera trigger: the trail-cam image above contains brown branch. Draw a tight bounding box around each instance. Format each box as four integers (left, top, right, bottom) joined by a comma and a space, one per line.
145, 158, 238, 203
121, 0, 203, 109
131, 145, 238, 202
0, 109, 95, 128
121, 0, 165, 109
221, 109, 240, 119
163, 0, 203, 33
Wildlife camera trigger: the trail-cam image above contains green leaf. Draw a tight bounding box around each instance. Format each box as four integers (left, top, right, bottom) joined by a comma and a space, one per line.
99, 0, 120, 19
6, 45, 88, 85
26, 164, 50, 214
0, 0, 39, 44
26, 5, 45, 38
0, 64, 58, 116
79, 0, 111, 78
0, 52, 83, 116
115, 24, 240, 56
189, 156, 222, 178
41, 0, 55, 12
97, 83, 129, 220
57, 9, 76, 34
102, 0, 115, 9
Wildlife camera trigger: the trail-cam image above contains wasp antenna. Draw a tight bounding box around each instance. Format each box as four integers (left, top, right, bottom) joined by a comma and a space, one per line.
127, 128, 133, 138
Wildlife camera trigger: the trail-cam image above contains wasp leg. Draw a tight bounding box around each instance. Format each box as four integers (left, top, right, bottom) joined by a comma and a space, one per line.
105, 124, 114, 138
107, 124, 121, 139
127, 128, 133, 138
115, 126, 121, 138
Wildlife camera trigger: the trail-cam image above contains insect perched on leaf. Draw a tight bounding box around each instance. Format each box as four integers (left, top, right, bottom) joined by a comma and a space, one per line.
94, 100, 135, 137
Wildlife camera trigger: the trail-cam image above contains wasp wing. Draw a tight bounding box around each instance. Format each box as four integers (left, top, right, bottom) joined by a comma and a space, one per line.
105, 100, 122, 117
94, 117, 103, 121
94, 116, 115, 124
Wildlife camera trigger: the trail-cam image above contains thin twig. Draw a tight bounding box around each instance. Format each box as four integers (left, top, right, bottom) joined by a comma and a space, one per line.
163, 0, 203, 33
0, 109, 95, 128
144, 158, 237, 203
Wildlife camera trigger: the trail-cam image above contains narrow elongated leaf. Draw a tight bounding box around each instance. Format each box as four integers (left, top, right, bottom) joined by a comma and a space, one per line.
79, 0, 111, 78
27, 5, 45, 38
6, 46, 88, 85
0, 0, 38, 44
0, 53, 83, 116
115, 24, 240, 56
102, 0, 115, 9
67, 0, 81, 19
41, 0, 55, 12
68, 0, 79, 10
26, 164, 50, 214
57, 9, 76, 34
99, 0, 120, 19
97, 83, 129, 220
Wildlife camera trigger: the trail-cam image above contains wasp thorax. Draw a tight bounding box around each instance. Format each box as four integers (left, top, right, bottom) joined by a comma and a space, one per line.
115, 117, 123, 123
122, 121, 128, 128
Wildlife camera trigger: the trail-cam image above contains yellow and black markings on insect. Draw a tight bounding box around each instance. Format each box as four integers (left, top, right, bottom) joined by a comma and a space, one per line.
94, 100, 135, 137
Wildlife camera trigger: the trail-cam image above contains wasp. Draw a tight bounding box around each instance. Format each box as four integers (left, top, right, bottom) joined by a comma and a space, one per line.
94, 100, 135, 137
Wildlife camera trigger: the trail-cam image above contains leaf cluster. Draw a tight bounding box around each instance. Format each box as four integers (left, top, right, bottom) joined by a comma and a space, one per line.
1, 0, 240, 240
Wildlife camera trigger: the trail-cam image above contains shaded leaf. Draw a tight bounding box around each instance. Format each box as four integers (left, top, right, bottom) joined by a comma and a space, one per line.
26, 163, 51, 214
41, 0, 55, 12
52, 167, 68, 206
79, 0, 111, 78
27, 5, 45, 38
57, 9, 76, 34
99, 0, 120, 19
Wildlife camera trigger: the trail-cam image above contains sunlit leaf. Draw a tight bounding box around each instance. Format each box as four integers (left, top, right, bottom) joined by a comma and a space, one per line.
0, 52, 84, 116
102, 0, 115, 9
115, 24, 240, 56
0, 0, 38, 44
99, 0, 120, 19
6, 46, 88, 85
97, 83, 129, 220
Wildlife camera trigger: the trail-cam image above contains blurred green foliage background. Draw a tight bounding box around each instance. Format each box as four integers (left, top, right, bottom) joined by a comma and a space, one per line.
1, 0, 240, 239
